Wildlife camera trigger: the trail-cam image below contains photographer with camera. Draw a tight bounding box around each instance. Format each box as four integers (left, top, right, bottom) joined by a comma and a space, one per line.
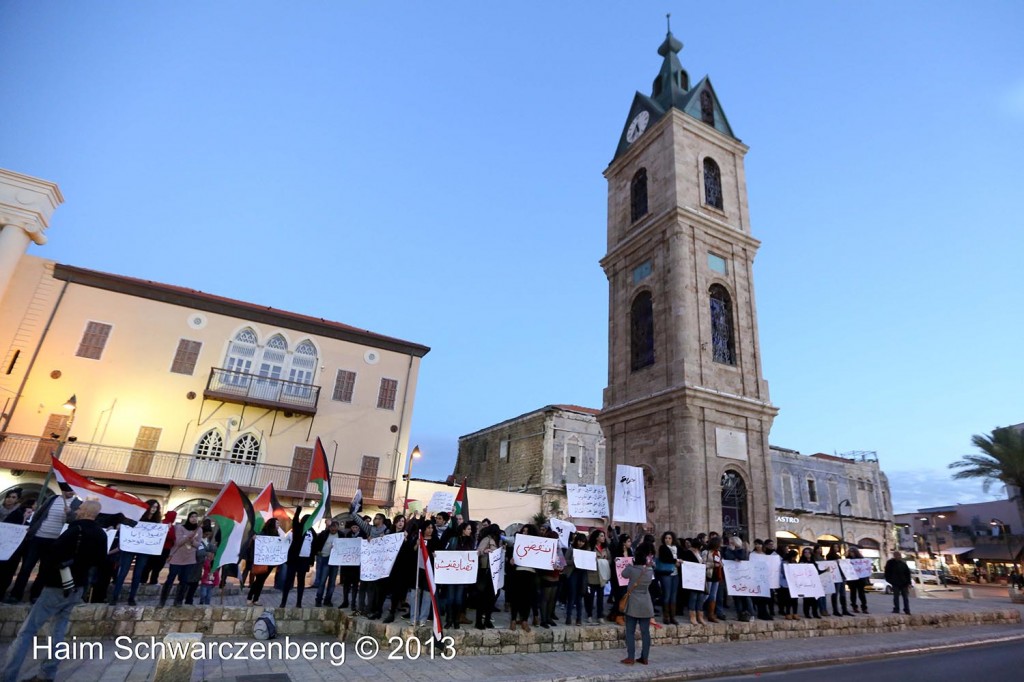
1, 499, 107, 682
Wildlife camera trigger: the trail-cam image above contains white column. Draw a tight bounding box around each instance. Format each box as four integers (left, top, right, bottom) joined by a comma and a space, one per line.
0, 169, 63, 303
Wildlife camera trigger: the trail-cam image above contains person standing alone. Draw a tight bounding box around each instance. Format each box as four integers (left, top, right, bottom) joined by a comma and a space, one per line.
884, 551, 912, 615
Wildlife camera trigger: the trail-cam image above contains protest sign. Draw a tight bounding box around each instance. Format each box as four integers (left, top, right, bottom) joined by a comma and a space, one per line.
0, 524, 27, 561
360, 533, 404, 581
611, 464, 647, 523
328, 537, 362, 566
254, 536, 288, 565
489, 547, 505, 593
512, 534, 558, 570
566, 484, 609, 519
434, 551, 478, 585
784, 563, 825, 598
838, 558, 857, 581
573, 548, 597, 571
426, 491, 455, 514
549, 518, 576, 549
817, 560, 842, 584
105, 528, 117, 552
850, 558, 873, 579
119, 522, 170, 556
753, 552, 782, 589
615, 556, 631, 587
680, 561, 707, 592
722, 559, 771, 597
819, 566, 836, 594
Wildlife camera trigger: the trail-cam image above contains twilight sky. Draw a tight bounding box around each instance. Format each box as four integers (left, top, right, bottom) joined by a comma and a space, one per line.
2, 2, 1021, 513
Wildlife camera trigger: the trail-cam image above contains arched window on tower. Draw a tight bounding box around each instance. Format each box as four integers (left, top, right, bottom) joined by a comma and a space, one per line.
709, 284, 735, 365
630, 168, 648, 222
700, 90, 715, 126
721, 470, 748, 539
703, 157, 723, 210
630, 291, 655, 371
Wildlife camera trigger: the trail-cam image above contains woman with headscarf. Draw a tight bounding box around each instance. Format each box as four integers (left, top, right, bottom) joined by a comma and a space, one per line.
111, 499, 162, 606
159, 511, 202, 607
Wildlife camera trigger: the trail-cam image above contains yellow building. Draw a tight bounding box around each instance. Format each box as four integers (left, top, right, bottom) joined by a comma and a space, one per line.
0, 168, 429, 517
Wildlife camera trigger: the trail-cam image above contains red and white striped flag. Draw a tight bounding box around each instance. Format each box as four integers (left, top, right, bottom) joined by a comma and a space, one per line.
418, 531, 443, 642
51, 456, 148, 521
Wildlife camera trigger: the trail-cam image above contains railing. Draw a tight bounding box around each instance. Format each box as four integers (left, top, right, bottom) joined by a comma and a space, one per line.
204, 367, 320, 414
0, 434, 394, 506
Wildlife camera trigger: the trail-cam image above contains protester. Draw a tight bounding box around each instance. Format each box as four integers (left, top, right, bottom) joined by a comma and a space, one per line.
1, 500, 107, 682
846, 546, 869, 613
142, 510, 176, 585
313, 520, 341, 607
678, 537, 704, 625
884, 551, 912, 615
537, 528, 561, 629
383, 524, 417, 623
654, 531, 680, 625
509, 524, 539, 632
799, 547, 822, 618
827, 545, 852, 616
338, 520, 362, 609
0, 489, 21, 523
474, 523, 501, 629
350, 511, 390, 618
564, 533, 590, 626
5, 489, 79, 604
110, 498, 162, 605
762, 539, 779, 618
607, 533, 633, 624
246, 519, 281, 606
281, 506, 315, 608
585, 529, 611, 624
723, 535, 754, 621
779, 549, 800, 619
0, 496, 32, 600
749, 539, 774, 620
159, 511, 202, 607
701, 536, 724, 622
413, 520, 441, 626
620, 542, 655, 666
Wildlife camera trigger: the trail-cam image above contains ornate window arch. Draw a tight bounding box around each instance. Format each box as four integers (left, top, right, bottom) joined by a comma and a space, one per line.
709, 284, 735, 365
721, 470, 748, 539
285, 339, 319, 397
194, 429, 224, 461
700, 90, 715, 126
173, 497, 213, 519
231, 433, 260, 465
225, 328, 259, 385
630, 291, 655, 371
630, 168, 648, 222
703, 157, 723, 209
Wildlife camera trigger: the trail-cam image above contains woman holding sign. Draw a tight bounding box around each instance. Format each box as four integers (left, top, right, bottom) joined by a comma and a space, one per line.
655, 532, 681, 625
245, 519, 281, 606
585, 529, 611, 624
620, 542, 655, 666
474, 523, 501, 630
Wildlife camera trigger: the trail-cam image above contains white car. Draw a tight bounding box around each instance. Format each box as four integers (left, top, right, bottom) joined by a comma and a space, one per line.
867, 572, 892, 593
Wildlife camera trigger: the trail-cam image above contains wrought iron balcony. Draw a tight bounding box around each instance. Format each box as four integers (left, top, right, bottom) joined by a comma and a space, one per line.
204, 367, 320, 415
0, 434, 394, 507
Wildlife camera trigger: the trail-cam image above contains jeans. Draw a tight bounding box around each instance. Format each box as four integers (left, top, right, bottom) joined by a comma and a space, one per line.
566, 570, 586, 623
314, 556, 338, 603
624, 615, 650, 661
160, 563, 194, 605
658, 574, 678, 613
892, 585, 910, 613
111, 551, 149, 602
686, 588, 702, 613
200, 585, 213, 605
445, 584, 465, 624
413, 587, 435, 624
1, 586, 81, 682
586, 583, 605, 619
703, 581, 721, 613
7, 537, 55, 602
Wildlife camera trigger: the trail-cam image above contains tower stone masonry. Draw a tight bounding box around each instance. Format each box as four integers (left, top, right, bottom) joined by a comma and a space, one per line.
599, 28, 778, 541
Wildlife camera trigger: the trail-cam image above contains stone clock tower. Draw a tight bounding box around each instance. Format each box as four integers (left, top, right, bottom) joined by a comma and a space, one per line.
598, 28, 778, 541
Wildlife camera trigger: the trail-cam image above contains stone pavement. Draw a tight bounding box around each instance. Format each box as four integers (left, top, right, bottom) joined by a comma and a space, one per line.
0, 586, 1021, 681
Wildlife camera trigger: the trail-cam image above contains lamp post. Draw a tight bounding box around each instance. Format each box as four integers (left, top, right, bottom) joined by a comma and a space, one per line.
837, 498, 851, 552
990, 518, 1017, 576
37, 394, 77, 504
401, 445, 421, 514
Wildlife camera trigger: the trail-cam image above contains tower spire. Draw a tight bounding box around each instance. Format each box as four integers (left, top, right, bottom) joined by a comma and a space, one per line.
652, 19, 688, 107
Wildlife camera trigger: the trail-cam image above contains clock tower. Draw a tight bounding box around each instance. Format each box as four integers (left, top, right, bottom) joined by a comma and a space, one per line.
598, 27, 778, 541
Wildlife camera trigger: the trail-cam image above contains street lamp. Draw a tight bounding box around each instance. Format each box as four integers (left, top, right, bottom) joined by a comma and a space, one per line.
837, 498, 851, 552
401, 445, 421, 513
990, 518, 1017, 575
37, 394, 77, 503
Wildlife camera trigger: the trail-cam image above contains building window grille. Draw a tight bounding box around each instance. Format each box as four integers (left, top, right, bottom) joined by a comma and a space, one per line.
76, 321, 112, 360
703, 157, 723, 209
194, 430, 224, 461
377, 378, 398, 410
231, 433, 260, 465
333, 369, 357, 402
709, 284, 735, 365
721, 471, 748, 539
700, 90, 715, 125
171, 339, 203, 375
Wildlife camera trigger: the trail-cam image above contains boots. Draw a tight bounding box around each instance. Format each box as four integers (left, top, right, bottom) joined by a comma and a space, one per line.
159, 581, 172, 607
706, 601, 719, 623
662, 603, 671, 625
689, 610, 698, 625
668, 603, 678, 625
696, 609, 706, 625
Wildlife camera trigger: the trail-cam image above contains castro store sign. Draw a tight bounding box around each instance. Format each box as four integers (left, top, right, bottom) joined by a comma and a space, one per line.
776, 515, 800, 525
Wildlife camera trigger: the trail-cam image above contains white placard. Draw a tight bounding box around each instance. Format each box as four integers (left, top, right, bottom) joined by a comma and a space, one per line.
784, 564, 825, 598
360, 533, 404, 581
254, 536, 288, 566
427, 491, 455, 514
489, 547, 505, 593
0, 524, 28, 561
754, 552, 782, 589
573, 548, 597, 571
611, 464, 647, 523
105, 528, 117, 552
512, 534, 559, 570
119, 522, 170, 556
819, 567, 836, 595
433, 550, 478, 585
615, 556, 631, 586
850, 558, 873, 579
817, 560, 842, 584
722, 559, 771, 597
838, 559, 857, 581
566, 484, 610, 518
328, 538, 362, 566
680, 561, 707, 591
549, 518, 576, 549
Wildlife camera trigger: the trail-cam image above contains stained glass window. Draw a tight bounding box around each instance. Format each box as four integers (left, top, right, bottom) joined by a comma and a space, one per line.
709, 284, 735, 365
704, 157, 723, 209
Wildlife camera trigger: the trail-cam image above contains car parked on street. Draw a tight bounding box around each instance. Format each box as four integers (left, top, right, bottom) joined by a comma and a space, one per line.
867, 572, 892, 593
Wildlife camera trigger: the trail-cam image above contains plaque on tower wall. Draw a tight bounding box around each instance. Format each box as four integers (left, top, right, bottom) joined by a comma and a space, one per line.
715, 428, 748, 461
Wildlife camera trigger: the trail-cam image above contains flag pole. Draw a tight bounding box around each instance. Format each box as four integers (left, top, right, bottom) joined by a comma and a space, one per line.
414, 531, 422, 625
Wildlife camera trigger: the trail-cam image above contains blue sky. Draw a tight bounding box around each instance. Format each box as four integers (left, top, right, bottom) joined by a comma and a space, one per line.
2, 2, 1021, 513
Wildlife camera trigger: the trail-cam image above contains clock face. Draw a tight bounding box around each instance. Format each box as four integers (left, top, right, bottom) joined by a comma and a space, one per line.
626, 110, 650, 144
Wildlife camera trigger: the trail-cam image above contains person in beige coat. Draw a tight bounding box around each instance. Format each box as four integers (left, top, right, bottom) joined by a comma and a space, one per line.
620, 542, 655, 666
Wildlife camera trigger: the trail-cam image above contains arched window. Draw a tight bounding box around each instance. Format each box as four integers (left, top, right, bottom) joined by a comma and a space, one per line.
231, 433, 260, 465
194, 430, 224, 461
224, 328, 258, 386
630, 291, 655, 371
260, 334, 287, 380
173, 497, 213, 520
630, 168, 648, 222
285, 339, 318, 398
709, 284, 735, 365
806, 477, 818, 503
721, 471, 748, 539
703, 157, 723, 209
700, 90, 715, 126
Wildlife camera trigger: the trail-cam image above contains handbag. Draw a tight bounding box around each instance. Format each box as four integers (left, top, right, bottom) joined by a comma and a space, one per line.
618, 573, 640, 612
597, 558, 611, 583
251, 564, 269, 576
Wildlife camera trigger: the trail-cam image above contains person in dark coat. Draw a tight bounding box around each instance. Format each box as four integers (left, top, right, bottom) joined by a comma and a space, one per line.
281, 507, 315, 608
884, 551, 913, 615
621, 542, 655, 666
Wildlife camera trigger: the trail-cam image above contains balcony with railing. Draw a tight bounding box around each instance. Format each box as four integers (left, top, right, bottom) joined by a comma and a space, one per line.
0, 434, 393, 507
204, 367, 320, 415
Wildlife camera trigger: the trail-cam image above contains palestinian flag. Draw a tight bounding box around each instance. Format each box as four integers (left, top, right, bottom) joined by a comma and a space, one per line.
302, 437, 331, 534
252, 482, 290, 533
453, 478, 470, 521
51, 456, 148, 521
207, 481, 253, 571
418, 531, 443, 641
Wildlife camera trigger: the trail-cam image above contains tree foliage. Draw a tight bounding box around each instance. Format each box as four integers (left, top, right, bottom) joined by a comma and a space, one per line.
949, 427, 1024, 522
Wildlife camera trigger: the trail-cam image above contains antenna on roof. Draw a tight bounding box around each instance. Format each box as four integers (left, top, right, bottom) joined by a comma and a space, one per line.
666, 13, 671, 32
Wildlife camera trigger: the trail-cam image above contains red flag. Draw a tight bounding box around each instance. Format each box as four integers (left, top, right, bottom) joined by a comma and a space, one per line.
303, 437, 332, 534
51, 456, 148, 521
252, 483, 290, 533
418, 531, 443, 642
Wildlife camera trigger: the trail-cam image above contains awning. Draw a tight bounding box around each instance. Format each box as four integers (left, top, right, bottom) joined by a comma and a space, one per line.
971, 541, 1024, 561
941, 547, 975, 556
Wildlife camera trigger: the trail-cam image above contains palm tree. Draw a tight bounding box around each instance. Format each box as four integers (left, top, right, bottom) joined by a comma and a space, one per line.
949, 427, 1024, 523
